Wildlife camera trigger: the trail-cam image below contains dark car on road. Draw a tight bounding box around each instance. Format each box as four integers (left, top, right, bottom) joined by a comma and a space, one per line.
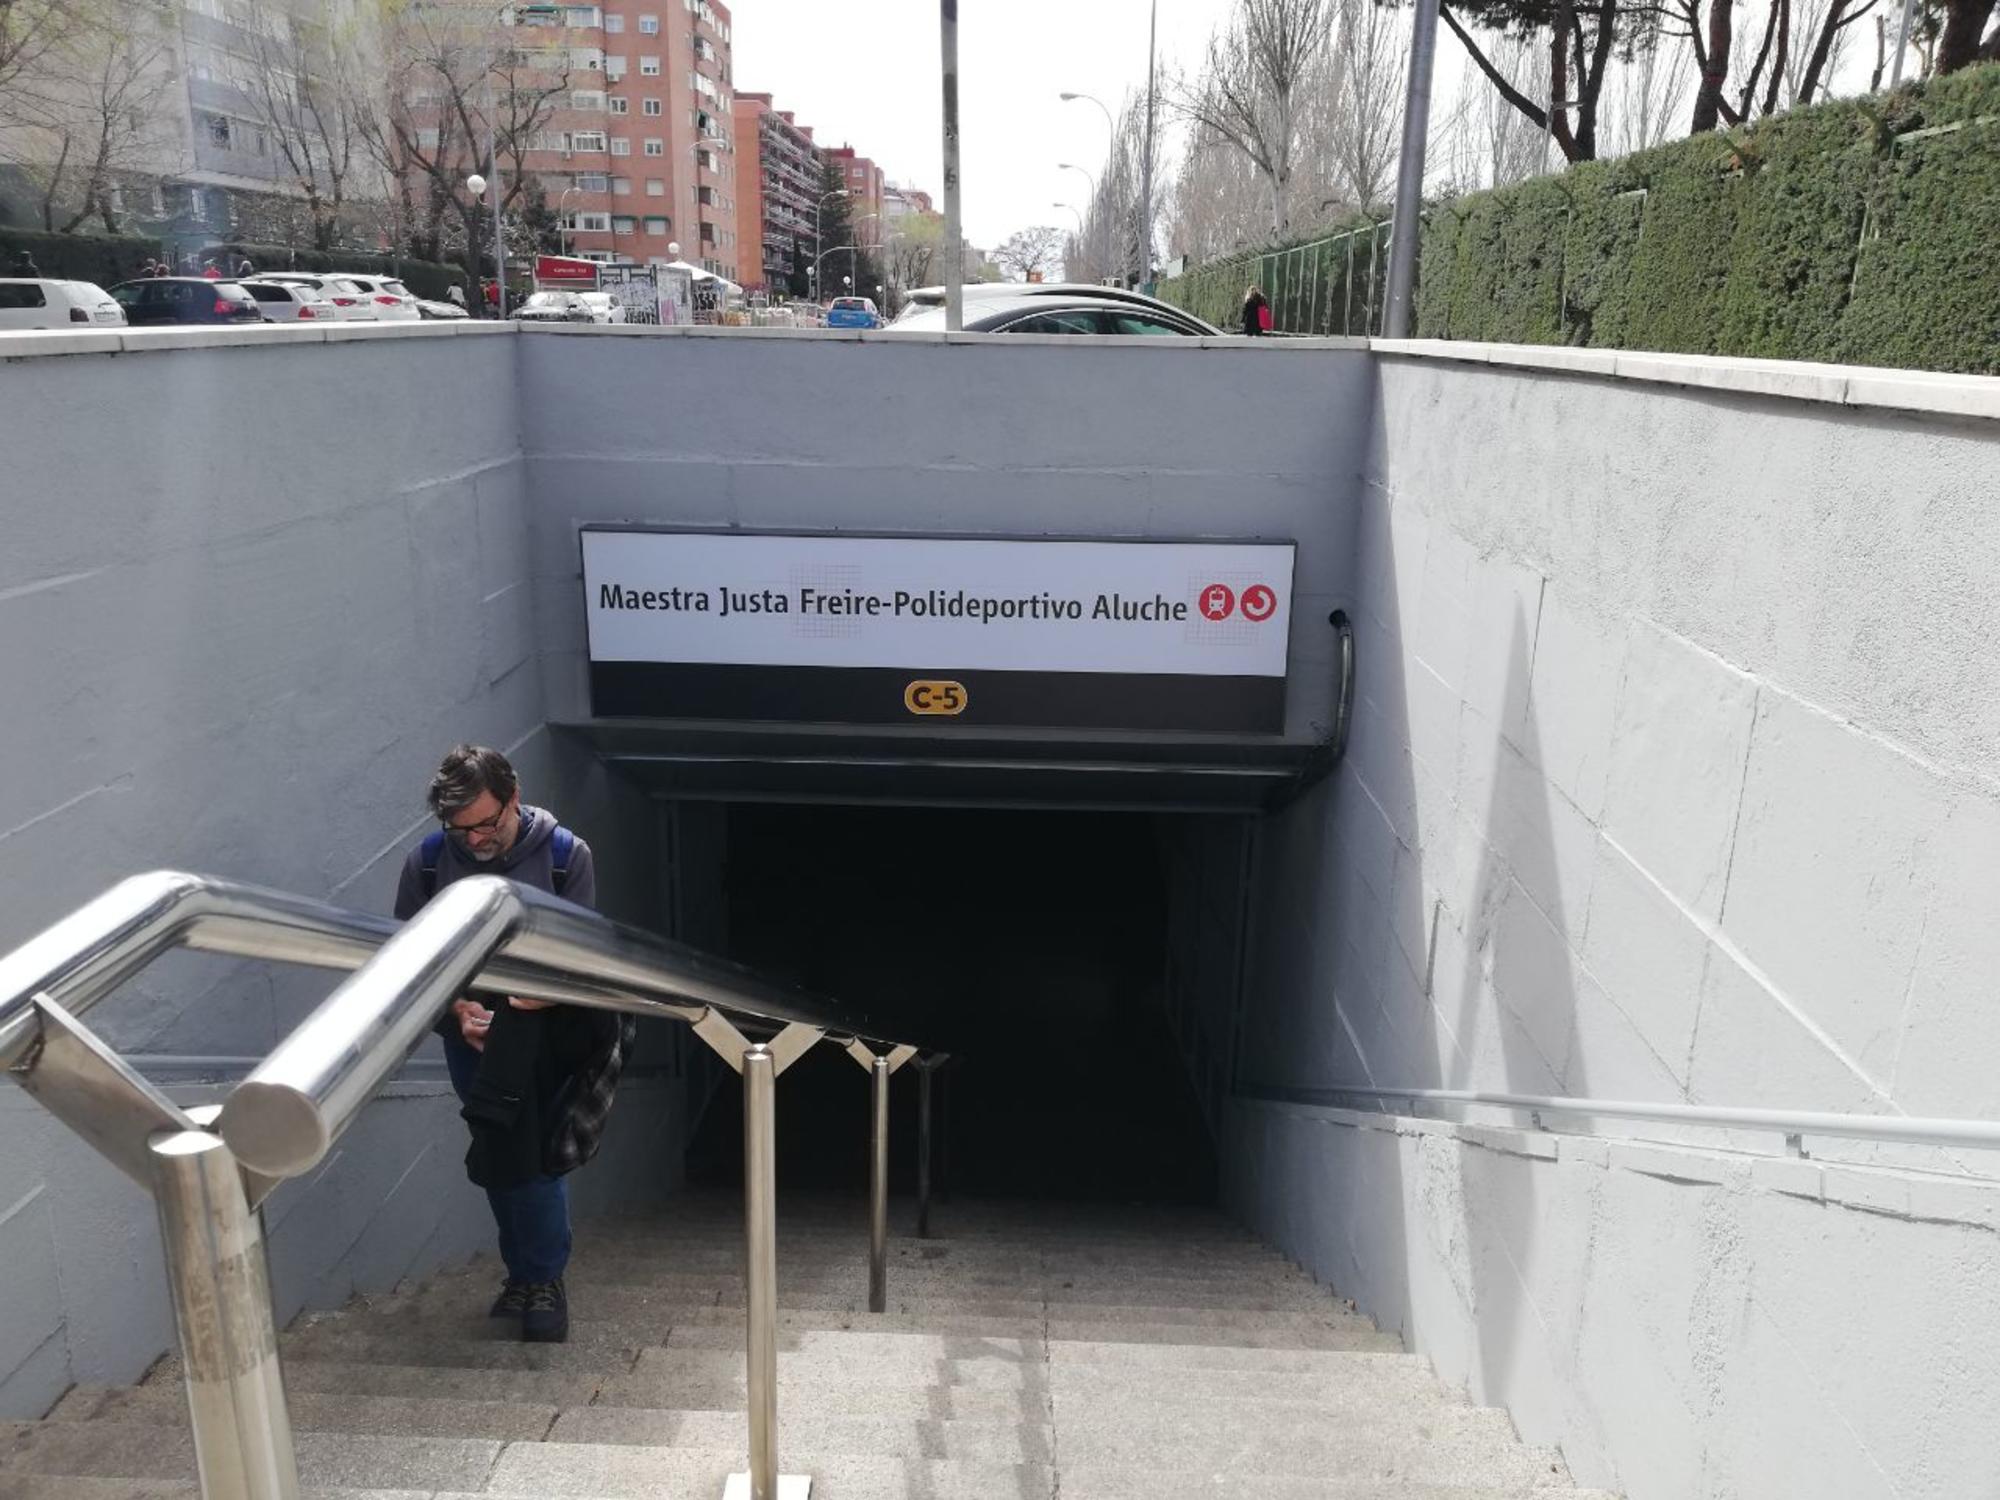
109, 277, 266, 327
886, 283, 1220, 337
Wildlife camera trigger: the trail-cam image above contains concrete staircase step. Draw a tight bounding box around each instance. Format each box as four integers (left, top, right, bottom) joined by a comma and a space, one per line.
485, 1440, 1053, 1498
0, 1422, 501, 1491
0, 1482, 433, 1500
549, 1407, 1055, 1462
50, 1385, 559, 1442
1058, 1474, 1596, 1500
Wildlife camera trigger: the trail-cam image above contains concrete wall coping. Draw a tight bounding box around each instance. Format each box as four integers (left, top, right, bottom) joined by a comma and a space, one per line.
1371, 336, 2000, 423
3, 322, 1991, 422
1244, 1094, 2000, 1233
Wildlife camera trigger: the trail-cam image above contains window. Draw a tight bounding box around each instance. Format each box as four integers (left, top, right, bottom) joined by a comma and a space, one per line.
0, 284, 48, 309
576, 171, 610, 191
569, 130, 608, 152
571, 89, 605, 110
611, 176, 631, 194
574, 211, 612, 231
604, 11, 623, 29
643, 138, 663, 156
608, 96, 628, 114
1003, 310, 1099, 335
639, 13, 659, 31
612, 214, 636, 233
645, 179, 665, 196
1105, 312, 1191, 336
604, 53, 626, 76
205, 114, 232, 148
639, 55, 660, 74
644, 216, 669, 235
642, 97, 662, 115
609, 137, 630, 155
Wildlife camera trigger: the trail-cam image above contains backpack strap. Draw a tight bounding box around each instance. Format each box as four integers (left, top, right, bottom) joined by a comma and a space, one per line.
422, 823, 574, 899
551, 825, 575, 898
418, 828, 446, 899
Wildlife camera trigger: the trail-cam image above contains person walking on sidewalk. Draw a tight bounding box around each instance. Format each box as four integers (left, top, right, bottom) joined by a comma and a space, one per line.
1241, 284, 1271, 336
393, 743, 632, 1343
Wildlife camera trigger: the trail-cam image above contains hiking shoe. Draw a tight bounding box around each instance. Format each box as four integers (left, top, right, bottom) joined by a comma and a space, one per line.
521, 1278, 568, 1343
488, 1281, 529, 1318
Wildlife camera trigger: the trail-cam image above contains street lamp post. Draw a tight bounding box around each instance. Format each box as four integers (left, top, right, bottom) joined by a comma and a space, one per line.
1059, 91, 1119, 283
1056, 162, 1104, 283
557, 185, 580, 254
466, 169, 505, 317
811, 212, 879, 303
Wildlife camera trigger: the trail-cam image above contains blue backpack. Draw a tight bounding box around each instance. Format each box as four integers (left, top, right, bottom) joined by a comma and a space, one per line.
418, 824, 574, 900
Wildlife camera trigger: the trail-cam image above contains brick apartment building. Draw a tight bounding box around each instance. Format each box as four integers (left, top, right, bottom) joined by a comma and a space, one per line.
500, 0, 741, 281
821, 144, 885, 249
731, 92, 817, 298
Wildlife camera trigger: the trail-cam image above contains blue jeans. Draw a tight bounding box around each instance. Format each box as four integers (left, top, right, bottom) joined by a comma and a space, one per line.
442, 1028, 572, 1285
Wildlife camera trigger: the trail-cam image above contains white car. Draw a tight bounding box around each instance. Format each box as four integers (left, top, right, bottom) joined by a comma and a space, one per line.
335, 273, 422, 322
239, 280, 339, 324
0, 277, 126, 330
260, 273, 379, 320
577, 291, 625, 325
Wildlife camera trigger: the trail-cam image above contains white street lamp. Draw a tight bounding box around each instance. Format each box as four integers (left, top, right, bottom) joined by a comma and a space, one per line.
465, 170, 505, 316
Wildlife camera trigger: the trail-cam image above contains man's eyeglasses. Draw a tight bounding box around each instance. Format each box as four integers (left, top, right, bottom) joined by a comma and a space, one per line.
441, 807, 508, 840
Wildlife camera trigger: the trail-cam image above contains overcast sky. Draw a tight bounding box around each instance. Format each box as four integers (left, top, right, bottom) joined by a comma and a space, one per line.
731, 0, 1236, 249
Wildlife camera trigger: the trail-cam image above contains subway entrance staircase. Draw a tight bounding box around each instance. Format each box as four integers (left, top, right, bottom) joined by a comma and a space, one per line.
3, 1191, 1618, 1500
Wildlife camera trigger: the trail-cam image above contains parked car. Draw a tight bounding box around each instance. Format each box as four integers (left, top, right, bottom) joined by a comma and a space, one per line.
887, 283, 1219, 337
825, 295, 882, 329
337, 273, 422, 322
0, 277, 126, 330
514, 290, 596, 323
258, 273, 379, 320
108, 277, 265, 327
413, 295, 470, 320
239, 280, 339, 323
576, 291, 625, 324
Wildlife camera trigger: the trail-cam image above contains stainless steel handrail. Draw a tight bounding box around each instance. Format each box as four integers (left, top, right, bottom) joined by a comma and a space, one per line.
2, 869, 937, 1500
1243, 1082, 2000, 1154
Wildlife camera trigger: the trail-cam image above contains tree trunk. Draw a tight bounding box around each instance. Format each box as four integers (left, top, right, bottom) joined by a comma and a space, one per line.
1763, 0, 1792, 112
1937, 0, 1996, 70
1692, 0, 1735, 130
1797, 0, 1847, 101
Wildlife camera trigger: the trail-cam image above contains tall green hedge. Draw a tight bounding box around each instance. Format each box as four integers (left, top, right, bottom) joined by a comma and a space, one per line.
0, 227, 163, 286
1158, 64, 2000, 373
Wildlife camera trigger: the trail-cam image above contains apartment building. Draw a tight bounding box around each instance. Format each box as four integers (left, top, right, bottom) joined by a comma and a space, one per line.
821, 144, 885, 248
730, 93, 818, 297
0, 0, 385, 263
510, 0, 739, 281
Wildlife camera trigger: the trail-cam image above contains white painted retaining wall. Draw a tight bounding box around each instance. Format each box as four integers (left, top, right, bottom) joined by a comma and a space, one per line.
1228, 341, 2000, 1498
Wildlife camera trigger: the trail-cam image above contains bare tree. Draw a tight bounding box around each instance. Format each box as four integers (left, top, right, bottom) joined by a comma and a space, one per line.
1784, 0, 1870, 99
0, 0, 80, 103
3, 0, 177, 233
882, 211, 942, 311
235, 1, 376, 251
1323, 0, 1404, 210
363, 4, 569, 288
1173, 0, 1336, 237
1433, 29, 1548, 190
994, 224, 1067, 282
1167, 125, 1272, 264
1610, 13, 1695, 150
1436, 0, 1624, 164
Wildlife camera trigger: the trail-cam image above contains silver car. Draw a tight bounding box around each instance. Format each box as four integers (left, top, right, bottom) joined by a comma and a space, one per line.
259, 273, 379, 321
336, 273, 422, 323
887, 282, 1218, 337
239, 280, 338, 324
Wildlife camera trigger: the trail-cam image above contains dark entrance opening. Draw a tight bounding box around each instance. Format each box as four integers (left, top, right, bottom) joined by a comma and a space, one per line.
684, 803, 1219, 1204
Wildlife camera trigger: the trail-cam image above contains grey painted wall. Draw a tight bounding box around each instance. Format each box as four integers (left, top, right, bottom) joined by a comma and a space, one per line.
1226, 350, 2000, 1497
0, 329, 685, 1418
515, 329, 1374, 740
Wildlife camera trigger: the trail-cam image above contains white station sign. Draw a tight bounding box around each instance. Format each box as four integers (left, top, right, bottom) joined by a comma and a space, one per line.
581, 529, 1296, 732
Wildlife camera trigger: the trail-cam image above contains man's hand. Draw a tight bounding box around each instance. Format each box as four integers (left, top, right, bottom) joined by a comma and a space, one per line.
453, 997, 494, 1051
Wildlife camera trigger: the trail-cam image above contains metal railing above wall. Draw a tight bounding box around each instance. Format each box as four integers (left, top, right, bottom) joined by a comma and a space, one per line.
0, 870, 946, 1500
1241, 1083, 2000, 1157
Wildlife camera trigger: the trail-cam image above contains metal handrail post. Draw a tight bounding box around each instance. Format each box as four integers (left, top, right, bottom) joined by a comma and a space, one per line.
868, 1052, 890, 1312
916, 1061, 934, 1240
743, 1044, 779, 1500
150, 1128, 297, 1500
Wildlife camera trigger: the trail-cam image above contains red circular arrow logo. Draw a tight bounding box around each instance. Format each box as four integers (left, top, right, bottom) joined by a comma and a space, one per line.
1240, 584, 1278, 622
1198, 583, 1236, 621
